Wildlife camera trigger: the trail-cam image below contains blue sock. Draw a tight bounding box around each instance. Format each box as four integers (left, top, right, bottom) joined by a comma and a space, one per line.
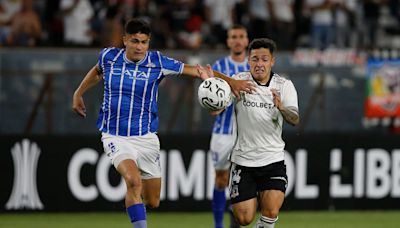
212, 188, 226, 228
127, 203, 147, 228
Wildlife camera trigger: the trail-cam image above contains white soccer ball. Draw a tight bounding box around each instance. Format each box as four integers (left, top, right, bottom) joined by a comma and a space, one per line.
198, 77, 233, 111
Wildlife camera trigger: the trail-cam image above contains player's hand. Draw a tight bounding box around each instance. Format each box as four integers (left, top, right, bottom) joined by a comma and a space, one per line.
209, 109, 224, 116
196, 64, 213, 80
72, 93, 87, 118
271, 88, 282, 110
229, 79, 256, 100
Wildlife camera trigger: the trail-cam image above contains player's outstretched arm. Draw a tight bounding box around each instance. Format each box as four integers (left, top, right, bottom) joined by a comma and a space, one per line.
194, 64, 256, 100
72, 64, 103, 118
271, 88, 299, 126
213, 70, 255, 99
182, 64, 210, 80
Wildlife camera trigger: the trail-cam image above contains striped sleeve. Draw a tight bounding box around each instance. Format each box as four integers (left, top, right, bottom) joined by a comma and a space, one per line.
98, 48, 112, 73
158, 51, 184, 76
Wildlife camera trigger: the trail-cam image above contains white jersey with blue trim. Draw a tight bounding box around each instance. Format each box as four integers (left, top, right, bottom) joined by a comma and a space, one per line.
96, 48, 184, 136
212, 56, 249, 135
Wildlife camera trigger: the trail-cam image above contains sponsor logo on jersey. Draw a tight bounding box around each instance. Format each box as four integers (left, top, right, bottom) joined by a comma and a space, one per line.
242, 100, 275, 109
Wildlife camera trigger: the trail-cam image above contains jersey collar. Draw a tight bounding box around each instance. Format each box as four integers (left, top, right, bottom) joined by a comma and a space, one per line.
252, 71, 274, 87
123, 50, 148, 65
228, 56, 248, 65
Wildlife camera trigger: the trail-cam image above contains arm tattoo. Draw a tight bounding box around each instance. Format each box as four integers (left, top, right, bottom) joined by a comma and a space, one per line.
279, 106, 299, 126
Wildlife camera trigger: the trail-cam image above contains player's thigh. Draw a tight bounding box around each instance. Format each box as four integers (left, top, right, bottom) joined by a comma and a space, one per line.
101, 132, 138, 170
229, 163, 258, 223
258, 189, 285, 216
142, 177, 161, 207
210, 133, 235, 170
255, 161, 287, 217
116, 159, 141, 188
136, 133, 161, 180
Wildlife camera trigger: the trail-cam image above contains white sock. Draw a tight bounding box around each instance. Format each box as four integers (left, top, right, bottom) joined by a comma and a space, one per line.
254, 215, 278, 228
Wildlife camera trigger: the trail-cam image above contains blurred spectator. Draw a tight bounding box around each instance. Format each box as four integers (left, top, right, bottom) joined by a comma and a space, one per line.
60, 0, 94, 46
362, 0, 387, 49
0, 0, 22, 45
91, 1, 124, 48
268, 0, 295, 49
6, 0, 41, 46
148, 0, 170, 48
204, 0, 237, 47
42, 0, 63, 46
165, 0, 202, 49
331, 0, 356, 48
304, 0, 335, 49
246, 0, 272, 40
389, 0, 400, 23
181, 4, 203, 49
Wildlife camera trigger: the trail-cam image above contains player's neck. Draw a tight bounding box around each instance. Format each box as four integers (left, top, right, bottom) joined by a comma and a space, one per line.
125, 51, 147, 63
230, 52, 246, 63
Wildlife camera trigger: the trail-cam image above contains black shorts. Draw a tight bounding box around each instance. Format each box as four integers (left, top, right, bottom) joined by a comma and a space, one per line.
229, 161, 288, 204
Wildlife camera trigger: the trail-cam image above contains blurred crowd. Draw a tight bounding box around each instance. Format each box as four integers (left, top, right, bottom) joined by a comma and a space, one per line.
1, 0, 400, 50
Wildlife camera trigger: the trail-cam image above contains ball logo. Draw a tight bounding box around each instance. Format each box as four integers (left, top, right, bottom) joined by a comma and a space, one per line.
198, 77, 232, 111
6, 139, 43, 210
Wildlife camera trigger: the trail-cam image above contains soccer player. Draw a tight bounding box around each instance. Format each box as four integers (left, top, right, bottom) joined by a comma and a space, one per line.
72, 18, 254, 228
201, 38, 299, 228
209, 24, 249, 228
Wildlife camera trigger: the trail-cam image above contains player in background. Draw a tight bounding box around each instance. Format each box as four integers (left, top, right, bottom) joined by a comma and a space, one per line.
209, 24, 249, 228
200, 38, 299, 228
72, 18, 255, 228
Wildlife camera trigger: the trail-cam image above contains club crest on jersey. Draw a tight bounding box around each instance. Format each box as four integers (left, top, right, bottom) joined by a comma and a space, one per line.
146, 63, 156, 68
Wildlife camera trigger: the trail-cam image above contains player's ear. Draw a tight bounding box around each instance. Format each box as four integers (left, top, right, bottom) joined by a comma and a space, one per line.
122, 35, 127, 46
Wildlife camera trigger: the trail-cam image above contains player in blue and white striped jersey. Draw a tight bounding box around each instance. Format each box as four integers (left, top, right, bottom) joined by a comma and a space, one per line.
72, 19, 255, 228
209, 25, 249, 228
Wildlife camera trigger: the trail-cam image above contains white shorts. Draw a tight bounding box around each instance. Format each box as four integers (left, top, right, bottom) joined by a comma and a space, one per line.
210, 133, 236, 170
101, 132, 161, 179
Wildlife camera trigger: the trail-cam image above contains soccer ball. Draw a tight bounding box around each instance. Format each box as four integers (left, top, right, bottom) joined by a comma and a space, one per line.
198, 77, 232, 111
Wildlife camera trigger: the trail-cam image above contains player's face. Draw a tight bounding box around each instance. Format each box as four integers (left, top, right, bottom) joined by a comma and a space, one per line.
123, 33, 150, 62
227, 28, 248, 55
249, 48, 275, 84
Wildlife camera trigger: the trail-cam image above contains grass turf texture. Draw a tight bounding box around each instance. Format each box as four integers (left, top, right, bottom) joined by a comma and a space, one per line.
1, 211, 399, 228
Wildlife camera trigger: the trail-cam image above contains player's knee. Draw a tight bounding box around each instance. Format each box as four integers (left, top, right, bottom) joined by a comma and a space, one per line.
215, 179, 228, 189
124, 174, 142, 191
264, 208, 280, 219
215, 174, 229, 188
236, 216, 253, 226
233, 212, 255, 226
145, 198, 160, 209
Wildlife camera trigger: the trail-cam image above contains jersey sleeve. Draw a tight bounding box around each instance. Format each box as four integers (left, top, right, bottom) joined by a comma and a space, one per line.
282, 80, 298, 110
98, 48, 111, 74
212, 61, 220, 71
232, 72, 250, 80
158, 51, 184, 76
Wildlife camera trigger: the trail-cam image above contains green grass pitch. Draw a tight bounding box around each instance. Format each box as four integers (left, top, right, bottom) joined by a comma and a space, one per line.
1, 211, 400, 228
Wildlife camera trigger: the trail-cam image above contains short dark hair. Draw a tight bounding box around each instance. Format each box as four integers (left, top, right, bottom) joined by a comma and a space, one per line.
124, 18, 151, 35
248, 38, 277, 55
230, 24, 247, 31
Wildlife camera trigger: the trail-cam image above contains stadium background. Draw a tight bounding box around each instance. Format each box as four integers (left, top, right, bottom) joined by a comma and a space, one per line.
1, 0, 400, 227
